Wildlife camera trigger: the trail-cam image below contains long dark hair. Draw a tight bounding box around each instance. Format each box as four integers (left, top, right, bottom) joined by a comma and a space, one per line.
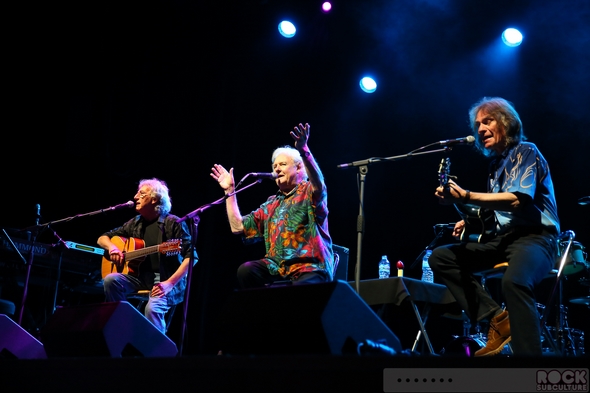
469, 97, 526, 157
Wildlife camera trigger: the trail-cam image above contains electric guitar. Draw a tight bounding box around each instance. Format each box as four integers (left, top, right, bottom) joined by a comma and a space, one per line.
101, 236, 182, 279
438, 158, 497, 243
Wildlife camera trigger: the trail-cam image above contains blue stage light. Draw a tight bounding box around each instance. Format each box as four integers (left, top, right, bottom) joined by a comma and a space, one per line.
278, 21, 296, 38
502, 28, 523, 47
359, 77, 377, 93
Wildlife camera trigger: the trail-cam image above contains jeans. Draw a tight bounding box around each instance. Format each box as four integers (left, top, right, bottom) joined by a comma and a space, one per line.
103, 272, 171, 334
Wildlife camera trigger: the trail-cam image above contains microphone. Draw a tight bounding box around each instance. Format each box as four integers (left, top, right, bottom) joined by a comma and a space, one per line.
438, 135, 476, 146
108, 201, 135, 210
250, 172, 277, 180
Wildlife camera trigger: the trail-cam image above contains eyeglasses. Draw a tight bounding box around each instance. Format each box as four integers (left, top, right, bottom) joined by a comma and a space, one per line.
136, 191, 149, 199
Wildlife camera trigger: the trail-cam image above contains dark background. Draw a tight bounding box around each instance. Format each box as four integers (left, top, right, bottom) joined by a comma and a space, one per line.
2, 0, 589, 355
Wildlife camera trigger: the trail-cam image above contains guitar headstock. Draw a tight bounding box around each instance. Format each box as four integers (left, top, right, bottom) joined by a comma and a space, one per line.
158, 239, 182, 256
438, 158, 451, 187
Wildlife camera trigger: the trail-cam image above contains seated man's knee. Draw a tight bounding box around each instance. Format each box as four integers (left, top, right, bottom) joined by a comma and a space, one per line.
237, 262, 254, 277
103, 273, 120, 287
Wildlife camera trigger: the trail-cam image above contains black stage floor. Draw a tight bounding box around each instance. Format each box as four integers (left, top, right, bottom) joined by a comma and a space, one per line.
3, 354, 589, 392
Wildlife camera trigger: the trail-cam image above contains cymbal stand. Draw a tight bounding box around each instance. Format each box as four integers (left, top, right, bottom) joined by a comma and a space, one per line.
539, 230, 575, 355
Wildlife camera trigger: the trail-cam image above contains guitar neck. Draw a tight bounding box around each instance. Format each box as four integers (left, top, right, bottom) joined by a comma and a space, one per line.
125, 244, 161, 260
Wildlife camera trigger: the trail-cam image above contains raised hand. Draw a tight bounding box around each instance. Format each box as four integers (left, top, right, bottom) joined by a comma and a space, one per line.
211, 164, 235, 192
290, 123, 310, 151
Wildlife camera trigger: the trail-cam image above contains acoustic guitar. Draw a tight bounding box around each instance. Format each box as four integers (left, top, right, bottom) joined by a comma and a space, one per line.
438, 158, 497, 243
101, 236, 182, 279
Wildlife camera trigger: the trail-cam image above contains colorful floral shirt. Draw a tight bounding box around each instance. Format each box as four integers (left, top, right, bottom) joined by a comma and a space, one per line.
242, 180, 335, 279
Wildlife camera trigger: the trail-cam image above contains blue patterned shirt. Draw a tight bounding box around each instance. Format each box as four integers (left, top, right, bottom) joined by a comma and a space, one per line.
488, 142, 560, 234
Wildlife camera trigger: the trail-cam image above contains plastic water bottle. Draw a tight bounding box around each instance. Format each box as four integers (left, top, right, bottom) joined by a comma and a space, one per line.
421, 250, 434, 283
378, 255, 390, 279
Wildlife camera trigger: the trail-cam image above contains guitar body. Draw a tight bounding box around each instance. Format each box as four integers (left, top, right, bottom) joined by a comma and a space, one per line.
454, 203, 496, 243
438, 158, 497, 243
101, 236, 146, 278
101, 236, 182, 279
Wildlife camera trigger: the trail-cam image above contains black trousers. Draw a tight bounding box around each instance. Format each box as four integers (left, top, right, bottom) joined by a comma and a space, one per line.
237, 259, 329, 289
428, 227, 558, 356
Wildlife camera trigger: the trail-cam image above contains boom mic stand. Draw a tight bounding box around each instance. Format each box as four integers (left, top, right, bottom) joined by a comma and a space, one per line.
176, 175, 265, 357
337, 144, 454, 295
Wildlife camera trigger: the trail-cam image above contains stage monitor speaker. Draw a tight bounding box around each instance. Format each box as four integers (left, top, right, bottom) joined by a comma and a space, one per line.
333, 244, 349, 281
216, 280, 402, 356
0, 314, 47, 359
40, 301, 177, 358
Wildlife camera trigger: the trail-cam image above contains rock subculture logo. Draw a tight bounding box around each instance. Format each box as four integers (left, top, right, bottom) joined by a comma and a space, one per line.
536, 369, 588, 391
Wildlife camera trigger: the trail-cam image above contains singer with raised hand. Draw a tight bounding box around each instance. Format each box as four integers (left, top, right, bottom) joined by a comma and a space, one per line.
428, 97, 560, 357
211, 123, 335, 288
97, 178, 197, 333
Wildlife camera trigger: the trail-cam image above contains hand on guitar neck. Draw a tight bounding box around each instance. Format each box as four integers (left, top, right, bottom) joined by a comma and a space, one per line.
437, 158, 497, 243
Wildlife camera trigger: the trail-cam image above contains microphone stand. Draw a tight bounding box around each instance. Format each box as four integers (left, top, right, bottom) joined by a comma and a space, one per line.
176, 177, 264, 357
48, 228, 70, 313
337, 146, 451, 295
20, 202, 134, 231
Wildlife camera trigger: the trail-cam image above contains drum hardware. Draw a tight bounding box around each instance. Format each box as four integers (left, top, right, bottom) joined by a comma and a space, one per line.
441, 316, 512, 356
540, 301, 586, 356
542, 327, 585, 356
569, 296, 590, 306
557, 240, 588, 276
539, 230, 577, 356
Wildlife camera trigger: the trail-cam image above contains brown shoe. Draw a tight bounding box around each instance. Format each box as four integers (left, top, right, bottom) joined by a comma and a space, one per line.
475, 310, 511, 357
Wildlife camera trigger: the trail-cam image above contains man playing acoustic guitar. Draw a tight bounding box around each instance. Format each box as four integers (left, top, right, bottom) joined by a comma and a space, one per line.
429, 97, 560, 357
98, 178, 197, 334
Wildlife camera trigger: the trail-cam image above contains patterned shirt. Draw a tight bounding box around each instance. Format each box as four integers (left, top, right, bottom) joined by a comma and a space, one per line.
242, 180, 335, 279
488, 142, 560, 234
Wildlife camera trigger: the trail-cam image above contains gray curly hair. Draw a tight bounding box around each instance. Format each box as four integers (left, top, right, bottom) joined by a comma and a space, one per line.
138, 178, 172, 216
